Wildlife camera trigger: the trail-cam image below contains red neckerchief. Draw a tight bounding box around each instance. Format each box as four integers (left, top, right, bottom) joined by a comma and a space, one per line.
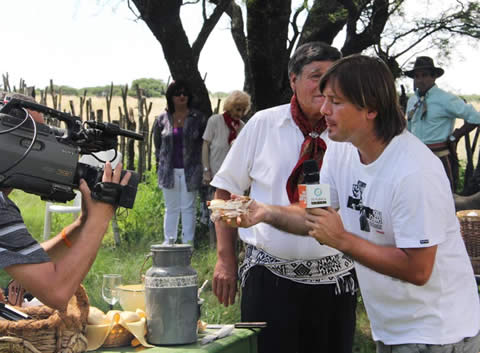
223, 112, 241, 144
286, 95, 327, 203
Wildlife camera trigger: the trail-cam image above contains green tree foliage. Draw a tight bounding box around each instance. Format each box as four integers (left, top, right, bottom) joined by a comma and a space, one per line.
131, 78, 167, 97
37, 79, 167, 98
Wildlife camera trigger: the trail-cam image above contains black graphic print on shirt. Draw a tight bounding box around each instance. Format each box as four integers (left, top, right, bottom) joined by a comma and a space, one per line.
347, 180, 383, 232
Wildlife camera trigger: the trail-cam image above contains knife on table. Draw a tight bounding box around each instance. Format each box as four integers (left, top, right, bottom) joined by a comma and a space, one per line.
201, 324, 235, 345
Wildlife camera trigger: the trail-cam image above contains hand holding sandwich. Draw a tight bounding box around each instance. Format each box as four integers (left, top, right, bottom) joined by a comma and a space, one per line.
207, 195, 266, 228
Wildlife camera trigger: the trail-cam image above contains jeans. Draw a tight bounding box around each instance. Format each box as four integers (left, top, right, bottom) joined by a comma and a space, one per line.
162, 169, 197, 244
376, 329, 480, 353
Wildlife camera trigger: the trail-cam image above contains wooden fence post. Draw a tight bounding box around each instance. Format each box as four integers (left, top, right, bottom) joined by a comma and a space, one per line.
69, 100, 76, 116
214, 98, 222, 114
2, 73, 11, 92
79, 90, 87, 121
39, 89, 47, 105
26, 86, 35, 98
50, 80, 58, 110
58, 87, 63, 112
145, 100, 153, 171
121, 85, 136, 169
106, 82, 113, 123
118, 106, 126, 166
136, 85, 145, 180
96, 109, 103, 123
86, 98, 92, 121
18, 79, 26, 93
127, 107, 136, 171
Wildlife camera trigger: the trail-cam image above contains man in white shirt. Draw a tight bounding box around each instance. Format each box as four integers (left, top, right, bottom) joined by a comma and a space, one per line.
232, 55, 480, 353
211, 42, 357, 353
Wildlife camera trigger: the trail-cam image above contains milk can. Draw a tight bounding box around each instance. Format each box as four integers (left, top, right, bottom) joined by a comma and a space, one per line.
145, 244, 198, 345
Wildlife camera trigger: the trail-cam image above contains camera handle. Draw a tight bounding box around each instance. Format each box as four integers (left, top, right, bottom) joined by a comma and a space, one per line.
91, 182, 137, 209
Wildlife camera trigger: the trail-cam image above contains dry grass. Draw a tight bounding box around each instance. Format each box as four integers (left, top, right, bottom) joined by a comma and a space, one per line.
42, 94, 226, 130
44, 95, 167, 130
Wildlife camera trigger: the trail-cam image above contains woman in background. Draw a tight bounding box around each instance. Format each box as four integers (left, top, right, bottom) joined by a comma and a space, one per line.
202, 90, 251, 185
153, 80, 206, 245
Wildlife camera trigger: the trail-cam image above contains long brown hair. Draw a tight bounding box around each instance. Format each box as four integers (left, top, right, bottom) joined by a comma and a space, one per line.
319, 54, 406, 143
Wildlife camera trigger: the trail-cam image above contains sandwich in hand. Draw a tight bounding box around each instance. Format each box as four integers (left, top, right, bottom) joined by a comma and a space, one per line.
207, 196, 252, 225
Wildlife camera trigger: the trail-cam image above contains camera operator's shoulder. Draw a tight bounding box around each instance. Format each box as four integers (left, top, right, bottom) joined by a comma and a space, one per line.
0, 192, 11, 210
0, 192, 7, 206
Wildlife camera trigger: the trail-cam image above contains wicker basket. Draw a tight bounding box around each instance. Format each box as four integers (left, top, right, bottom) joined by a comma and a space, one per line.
457, 210, 480, 274
0, 286, 89, 353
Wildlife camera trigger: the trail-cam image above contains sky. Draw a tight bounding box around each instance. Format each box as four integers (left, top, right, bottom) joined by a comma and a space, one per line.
2, 0, 479, 95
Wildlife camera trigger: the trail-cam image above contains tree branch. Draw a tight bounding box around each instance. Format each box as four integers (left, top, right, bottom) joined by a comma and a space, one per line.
192, 0, 231, 64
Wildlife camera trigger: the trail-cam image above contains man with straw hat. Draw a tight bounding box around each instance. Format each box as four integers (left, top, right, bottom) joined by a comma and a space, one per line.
405, 56, 480, 190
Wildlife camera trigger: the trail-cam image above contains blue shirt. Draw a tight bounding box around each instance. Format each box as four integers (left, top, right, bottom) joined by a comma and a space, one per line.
406, 85, 480, 144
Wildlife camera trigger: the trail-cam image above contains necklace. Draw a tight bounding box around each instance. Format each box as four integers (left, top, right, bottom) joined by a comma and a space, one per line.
175, 112, 186, 125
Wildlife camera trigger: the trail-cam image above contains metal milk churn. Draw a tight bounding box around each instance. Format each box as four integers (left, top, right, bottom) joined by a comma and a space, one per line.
145, 244, 198, 345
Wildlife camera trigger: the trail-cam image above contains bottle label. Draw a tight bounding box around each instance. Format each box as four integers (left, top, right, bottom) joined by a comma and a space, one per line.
145, 275, 197, 288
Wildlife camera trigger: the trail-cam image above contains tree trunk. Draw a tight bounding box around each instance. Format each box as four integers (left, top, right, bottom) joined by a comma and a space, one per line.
132, 0, 213, 117
246, 1, 292, 110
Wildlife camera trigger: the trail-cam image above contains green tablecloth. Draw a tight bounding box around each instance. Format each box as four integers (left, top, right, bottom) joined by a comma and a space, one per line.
94, 328, 258, 353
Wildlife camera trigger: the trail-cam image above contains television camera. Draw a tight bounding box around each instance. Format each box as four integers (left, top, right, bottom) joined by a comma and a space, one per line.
0, 97, 143, 208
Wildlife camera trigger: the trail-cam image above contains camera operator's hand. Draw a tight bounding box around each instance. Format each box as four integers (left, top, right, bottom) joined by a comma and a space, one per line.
6, 164, 131, 311
78, 162, 131, 222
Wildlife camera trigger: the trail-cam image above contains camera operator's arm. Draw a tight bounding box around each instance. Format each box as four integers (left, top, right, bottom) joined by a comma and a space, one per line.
4, 162, 130, 311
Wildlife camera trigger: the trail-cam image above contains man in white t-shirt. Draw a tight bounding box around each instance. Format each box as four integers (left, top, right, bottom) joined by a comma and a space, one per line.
211, 42, 357, 353
231, 55, 480, 352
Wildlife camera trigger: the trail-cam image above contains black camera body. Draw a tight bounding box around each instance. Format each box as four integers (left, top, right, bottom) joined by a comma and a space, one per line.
0, 98, 143, 208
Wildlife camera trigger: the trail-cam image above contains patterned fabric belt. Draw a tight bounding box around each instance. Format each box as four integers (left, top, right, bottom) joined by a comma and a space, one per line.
238, 244, 357, 295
